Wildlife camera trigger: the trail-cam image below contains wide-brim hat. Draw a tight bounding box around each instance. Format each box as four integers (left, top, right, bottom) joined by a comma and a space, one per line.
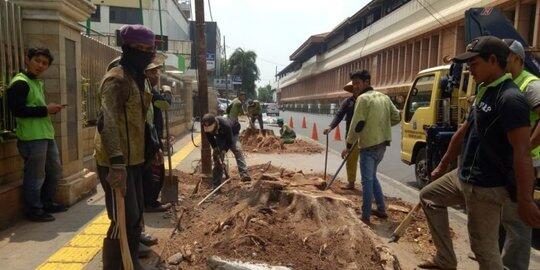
343, 81, 354, 93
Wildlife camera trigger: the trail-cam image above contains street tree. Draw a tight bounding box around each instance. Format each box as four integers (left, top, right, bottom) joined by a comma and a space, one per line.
228, 48, 260, 99
257, 84, 275, 103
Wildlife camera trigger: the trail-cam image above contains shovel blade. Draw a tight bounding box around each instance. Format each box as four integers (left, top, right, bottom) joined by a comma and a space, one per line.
161, 174, 179, 203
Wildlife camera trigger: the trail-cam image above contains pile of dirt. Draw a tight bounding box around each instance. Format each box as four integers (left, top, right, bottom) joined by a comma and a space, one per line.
155, 165, 412, 270
239, 128, 322, 154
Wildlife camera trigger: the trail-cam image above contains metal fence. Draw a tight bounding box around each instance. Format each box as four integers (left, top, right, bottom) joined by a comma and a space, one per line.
81, 35, 121, 125
0, 0, 24, 132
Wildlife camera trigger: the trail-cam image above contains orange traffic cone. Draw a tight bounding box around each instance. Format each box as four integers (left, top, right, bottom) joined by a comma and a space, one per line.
334, 125, 342, 141
302, 117, 307, 128
289, 116, 294, 128
311, 123, 319, 141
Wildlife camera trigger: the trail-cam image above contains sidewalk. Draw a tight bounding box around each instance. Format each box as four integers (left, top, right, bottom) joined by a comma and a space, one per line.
0, 131, 196, 270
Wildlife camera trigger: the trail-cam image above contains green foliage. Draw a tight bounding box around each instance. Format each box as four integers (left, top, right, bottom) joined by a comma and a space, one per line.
257, 84, 275, 103
227, 48, 260, 99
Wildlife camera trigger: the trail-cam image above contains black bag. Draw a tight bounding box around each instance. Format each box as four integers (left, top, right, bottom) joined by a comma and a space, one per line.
144, 122, 160, 167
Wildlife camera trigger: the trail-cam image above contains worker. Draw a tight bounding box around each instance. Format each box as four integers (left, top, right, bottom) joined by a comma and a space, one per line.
223, 92, 251, 181
6, 47, 67, 222
342, 70, 401, 225
323, 75, 364, 190
277, 117, 296, 144
419, 36, 540, 270
201, 113, 251, 187
247, 99, 264, 130
94, 24, 155, 269
499, 39, 538, 270
142, 61, 171, 213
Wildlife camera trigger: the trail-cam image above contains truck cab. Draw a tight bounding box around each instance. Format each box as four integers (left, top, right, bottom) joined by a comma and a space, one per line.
401, 65, 474, 187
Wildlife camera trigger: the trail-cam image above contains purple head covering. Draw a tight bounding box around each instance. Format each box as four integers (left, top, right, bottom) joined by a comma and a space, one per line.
119, 24, 155, 46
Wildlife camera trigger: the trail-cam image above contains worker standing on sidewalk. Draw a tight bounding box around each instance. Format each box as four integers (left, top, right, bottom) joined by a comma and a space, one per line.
277, 117, 296, 144
324, 74, 363, 190
6, 48, 67, 222
419, 36, 540, 270
94, 24, 155, 269
247, 99, 263, 130
201, 113, 251, 187
498, 38, 539, 270
223, 92, 251, 181
342, 70, 401, 225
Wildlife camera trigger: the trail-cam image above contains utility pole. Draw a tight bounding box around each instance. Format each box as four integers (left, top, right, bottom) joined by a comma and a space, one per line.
224, 35, 229, 95
138, 0, 144, 25
195, 0, 211, 175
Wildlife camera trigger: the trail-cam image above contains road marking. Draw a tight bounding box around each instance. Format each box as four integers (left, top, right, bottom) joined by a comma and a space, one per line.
37, 134, 201, 270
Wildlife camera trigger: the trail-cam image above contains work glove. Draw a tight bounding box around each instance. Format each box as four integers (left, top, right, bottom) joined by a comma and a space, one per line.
106, 164, 127, 196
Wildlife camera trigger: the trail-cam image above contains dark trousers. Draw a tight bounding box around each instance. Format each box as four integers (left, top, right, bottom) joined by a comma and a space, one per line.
250, 114, 264, 130
98, 165, 144, 269
17, 139, 62, 212
142, 162, 165, 208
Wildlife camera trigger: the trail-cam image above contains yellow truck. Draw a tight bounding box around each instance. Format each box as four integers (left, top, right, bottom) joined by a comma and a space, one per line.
400, 64, 473, 187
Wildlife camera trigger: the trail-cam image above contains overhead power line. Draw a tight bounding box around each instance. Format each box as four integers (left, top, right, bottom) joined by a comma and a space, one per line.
207, 0, 214, 21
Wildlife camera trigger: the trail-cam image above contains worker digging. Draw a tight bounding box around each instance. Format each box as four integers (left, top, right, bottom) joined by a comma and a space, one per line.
4, 3, 540, 270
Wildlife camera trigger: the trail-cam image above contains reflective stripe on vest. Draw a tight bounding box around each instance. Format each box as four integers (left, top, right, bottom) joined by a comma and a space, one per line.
9, 73, 55, 141
515, 70, 540, 160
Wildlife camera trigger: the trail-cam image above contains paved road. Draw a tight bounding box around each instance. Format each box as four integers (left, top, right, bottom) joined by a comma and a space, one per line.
274, 110, 417, 188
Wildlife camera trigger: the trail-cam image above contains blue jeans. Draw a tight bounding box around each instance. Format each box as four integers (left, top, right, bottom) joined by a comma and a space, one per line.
17, 139, 62, 211
359, 144, 386, 220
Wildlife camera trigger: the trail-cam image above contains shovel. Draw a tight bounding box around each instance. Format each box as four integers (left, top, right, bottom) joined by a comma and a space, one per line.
155, 100, 178, 204
320, 141, 358, 190
324, 133, 329, 180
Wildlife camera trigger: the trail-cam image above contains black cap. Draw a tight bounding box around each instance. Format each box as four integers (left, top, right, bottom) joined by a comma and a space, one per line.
350, 70, 370, 81
201, 113, 216, 125
453, 36, 509, 62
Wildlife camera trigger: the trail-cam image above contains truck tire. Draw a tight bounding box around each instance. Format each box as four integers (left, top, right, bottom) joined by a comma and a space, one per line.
415, 147, 430, 188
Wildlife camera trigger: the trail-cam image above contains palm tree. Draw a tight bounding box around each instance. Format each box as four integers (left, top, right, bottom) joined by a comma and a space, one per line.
228, 48, 260, 99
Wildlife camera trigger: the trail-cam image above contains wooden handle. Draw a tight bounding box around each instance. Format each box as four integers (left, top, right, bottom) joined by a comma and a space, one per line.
114, 190, 134, 270
392, 202, 422, 237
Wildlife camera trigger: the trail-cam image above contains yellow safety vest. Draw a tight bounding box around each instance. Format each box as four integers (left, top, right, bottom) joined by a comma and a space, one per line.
514, 70, 540, 160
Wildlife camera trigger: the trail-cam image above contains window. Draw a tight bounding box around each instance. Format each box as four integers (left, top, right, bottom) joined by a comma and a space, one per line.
90, 5, 100, 22
109, 6, 141, 24
404, 74, 435, 122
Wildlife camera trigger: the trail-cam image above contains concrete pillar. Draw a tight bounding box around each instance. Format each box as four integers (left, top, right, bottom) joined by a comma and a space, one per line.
515, 1, 533, 44
14, 0, 98, 206
533, 0, 540, 48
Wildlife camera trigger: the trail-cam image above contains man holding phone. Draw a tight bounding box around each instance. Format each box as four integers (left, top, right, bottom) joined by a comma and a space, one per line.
6, 47, 67, 222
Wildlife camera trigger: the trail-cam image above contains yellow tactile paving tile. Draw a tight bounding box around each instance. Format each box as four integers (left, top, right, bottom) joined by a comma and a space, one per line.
68, 234, 105, 248
47, 246, 102, 263
38, 134, 201, 269
82, 223, 110, 235
37, 262, 85, 270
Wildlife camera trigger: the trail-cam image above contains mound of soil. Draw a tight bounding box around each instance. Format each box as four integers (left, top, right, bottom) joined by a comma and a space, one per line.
156, 165, 410, 270
239, 128, 322, 154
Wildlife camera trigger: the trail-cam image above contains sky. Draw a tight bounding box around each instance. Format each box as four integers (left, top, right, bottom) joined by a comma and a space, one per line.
201, 0, 371, 87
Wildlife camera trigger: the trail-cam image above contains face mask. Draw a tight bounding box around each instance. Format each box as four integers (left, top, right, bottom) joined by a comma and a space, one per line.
121, 45, 155, 71
204, 122, 216, 133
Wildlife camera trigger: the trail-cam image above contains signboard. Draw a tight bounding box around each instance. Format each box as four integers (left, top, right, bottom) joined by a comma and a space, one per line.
206, 52, 215, 70
231, 75, 242, 85
213, 77, 233, 90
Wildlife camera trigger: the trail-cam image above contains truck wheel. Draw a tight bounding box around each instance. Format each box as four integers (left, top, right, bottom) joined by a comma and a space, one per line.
415, 147, 430, 188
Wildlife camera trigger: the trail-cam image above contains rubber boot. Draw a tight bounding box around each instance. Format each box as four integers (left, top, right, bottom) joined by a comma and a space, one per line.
102, 238, 122, 270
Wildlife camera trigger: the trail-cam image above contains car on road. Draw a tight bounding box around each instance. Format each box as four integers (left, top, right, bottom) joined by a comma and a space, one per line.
217, 98, 230, 115
265, 102, 279, 116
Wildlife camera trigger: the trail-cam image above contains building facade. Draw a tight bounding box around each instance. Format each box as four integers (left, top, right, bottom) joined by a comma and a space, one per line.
85, 0, 192, 71
277, 0, 539, 111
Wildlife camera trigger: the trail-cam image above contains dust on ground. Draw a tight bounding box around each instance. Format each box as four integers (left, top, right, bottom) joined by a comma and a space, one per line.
239, 128, 322, 154
149, 164, 447, 270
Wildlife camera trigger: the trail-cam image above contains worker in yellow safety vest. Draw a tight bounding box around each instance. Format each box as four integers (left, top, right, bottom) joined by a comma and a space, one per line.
500, 38, 540, 270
